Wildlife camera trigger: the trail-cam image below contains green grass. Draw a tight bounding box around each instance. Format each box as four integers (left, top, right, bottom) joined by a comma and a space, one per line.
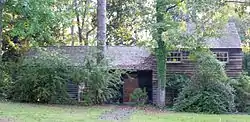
0, 102, 112, 122
130, 111, 250, 122
1, 102, 250, 122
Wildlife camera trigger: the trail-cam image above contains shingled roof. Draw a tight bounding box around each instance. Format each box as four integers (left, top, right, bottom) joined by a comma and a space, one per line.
187, 22, 242, 48
29, 46, 153, 70
28, 23, 241, 70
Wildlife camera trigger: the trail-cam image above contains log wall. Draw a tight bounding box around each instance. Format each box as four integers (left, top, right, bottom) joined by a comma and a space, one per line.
152, 48, 243, 105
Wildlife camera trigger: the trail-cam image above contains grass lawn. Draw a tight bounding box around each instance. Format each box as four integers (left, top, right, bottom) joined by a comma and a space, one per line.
0, 102, 112, 122
131, 110, 250, 122
1, 102, 250, 122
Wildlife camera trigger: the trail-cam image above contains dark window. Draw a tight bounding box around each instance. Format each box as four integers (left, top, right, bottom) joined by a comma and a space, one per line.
167, 52, 182, 63
182, 51, 190, 59
214, 52, 229, 63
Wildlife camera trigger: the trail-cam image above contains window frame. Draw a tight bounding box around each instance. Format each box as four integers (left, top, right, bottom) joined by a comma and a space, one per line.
182, 51, 190, 60
213, 52, 229, 63
166, 51, 183, 63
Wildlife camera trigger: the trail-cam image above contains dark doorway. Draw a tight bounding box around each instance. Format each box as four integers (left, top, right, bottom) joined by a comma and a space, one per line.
118, 70, 153, 104
123, 72, 139, 102
138, 70, 153, 103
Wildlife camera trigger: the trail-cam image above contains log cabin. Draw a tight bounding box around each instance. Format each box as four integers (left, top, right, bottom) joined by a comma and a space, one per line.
28, 22, 242, 105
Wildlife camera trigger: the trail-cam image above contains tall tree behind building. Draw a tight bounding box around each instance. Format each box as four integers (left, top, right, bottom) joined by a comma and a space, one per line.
0, 0, 4, 55
97, 0, 106, 62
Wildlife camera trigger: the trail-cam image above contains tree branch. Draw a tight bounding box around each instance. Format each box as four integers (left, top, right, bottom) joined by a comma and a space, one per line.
166, 0, 185, 12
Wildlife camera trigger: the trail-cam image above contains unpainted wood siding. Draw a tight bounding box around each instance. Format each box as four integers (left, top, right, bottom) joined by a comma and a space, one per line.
165, 48, 243, 77
152, 48, 243, 105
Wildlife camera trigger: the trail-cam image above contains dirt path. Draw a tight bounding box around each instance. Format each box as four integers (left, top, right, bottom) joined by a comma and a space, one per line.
99, 106, 136, 121
0, 118, 14, 122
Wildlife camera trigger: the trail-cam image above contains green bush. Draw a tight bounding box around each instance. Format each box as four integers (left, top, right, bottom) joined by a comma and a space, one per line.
130, 88, 148, 106
166, 74, 190, 90
165, 74, 191, 106
79, 50, 125, 105
232, 73, 250, 112
243, 53, 250, 75
0, 59, 16, 101
9, 49, 71, 104
0, 59, 6, 100
174, 81, 235, 114
173, 52, 235, 114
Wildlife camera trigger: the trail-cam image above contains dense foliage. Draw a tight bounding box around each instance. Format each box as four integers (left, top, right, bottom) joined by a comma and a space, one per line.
0, 48, 125, 105
174, 52, 235, 114
130, 88, 148, 106
0, 58, 20, 101
8, 49, 71, 104
166, 74, 190, 93
2, 0, 71, 46
232, 73, 250, 112
80, 51, 125, 105
165, 74, 191, 106
0, 59, 6, 100
243, 53, 250, 75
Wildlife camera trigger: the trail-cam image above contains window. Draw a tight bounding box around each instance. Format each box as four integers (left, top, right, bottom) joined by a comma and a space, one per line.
182, 51, 190, 59
214, 52, 229, 63
167, 52, 182, 63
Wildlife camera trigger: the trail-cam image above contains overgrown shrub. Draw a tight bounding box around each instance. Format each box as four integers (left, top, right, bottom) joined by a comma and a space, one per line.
231, 73, 250, 112
243, 53, 250, 75
9, 48, 71, 104
0, 59, 16, 101
130, 88, 148, 106
0, 59, 6, 100
79, 50, 125, 105
166, 74, 191, 105
174, 52, 235, 114
166, 74, 190, 91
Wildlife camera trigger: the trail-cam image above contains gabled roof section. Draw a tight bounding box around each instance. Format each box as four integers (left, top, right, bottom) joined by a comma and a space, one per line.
28, 46, 153, 70
187, 22, 242, 48
205, 23, 241, 48
105, 46, 152, 70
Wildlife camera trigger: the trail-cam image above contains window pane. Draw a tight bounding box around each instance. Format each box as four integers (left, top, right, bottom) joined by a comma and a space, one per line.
167, 51, 182, 63
214, 52, 228, 63
183, 51, 190, 59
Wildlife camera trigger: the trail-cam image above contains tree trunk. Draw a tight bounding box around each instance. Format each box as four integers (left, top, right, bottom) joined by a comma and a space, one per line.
74, 0, 83, 46
155, 0, 166, 107
0, 0, 4, 55
155, 42, 166, 107
97, 0, 106, 63
71, 25, 75, 46
62, 25, 66, 44
82, 0, 90, 46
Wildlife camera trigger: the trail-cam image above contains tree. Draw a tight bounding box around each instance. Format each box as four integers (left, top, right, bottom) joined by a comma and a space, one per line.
153, 0, 232, 107
70, 0, 96, 46
153, 0, 185, 107
0, 0, 5, 55
97, 0, 106, 62
230, 1, 250, 44
74, 0, 84, 45
0, 0, 74, 61
106, 0, 152, 45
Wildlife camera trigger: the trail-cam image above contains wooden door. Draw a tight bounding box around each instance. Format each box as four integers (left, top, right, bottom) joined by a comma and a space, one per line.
123, 73, 139, 102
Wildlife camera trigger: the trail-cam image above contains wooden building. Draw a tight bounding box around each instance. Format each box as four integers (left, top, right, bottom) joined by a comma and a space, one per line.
28, 23, 242, 105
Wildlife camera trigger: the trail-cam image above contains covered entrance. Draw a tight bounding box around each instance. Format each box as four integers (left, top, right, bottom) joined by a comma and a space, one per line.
123, 72, 139, 102
122, 70, 152, 103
